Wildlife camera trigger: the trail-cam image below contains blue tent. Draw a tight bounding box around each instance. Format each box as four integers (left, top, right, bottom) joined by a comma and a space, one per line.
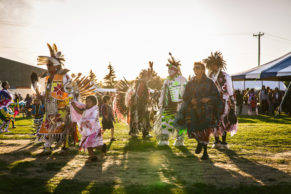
232, 52, 291, 81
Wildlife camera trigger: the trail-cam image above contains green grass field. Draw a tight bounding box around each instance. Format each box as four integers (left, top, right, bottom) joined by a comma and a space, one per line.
0, 115, 290, 194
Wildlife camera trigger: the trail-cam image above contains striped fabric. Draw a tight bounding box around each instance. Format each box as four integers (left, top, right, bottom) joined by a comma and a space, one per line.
232, 52, 291, 81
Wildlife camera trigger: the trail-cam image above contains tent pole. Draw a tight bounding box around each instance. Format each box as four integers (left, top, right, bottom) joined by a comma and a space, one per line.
279, 81, 291, 113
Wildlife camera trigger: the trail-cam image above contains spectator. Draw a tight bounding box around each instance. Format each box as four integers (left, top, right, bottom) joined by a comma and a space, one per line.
273, 87, 282, 115
246, 88, 255, 115
259, 86, 268, 115
24, 94, 32, 118
236, 90, 243, 115
267, 87, 273, 115
250, 96, 257, 115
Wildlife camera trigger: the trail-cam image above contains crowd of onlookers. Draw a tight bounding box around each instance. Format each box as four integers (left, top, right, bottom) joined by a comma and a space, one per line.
13, 93, 33, 118
235, 86, 286, 116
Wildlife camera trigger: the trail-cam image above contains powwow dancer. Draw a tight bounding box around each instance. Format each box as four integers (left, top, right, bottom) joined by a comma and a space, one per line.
204, 51, 238, 149
71, 96, 106, 161
31, 98, 45, 135
128, 62, 154, 138
32, 43, 73, 153
154, 53, 187, 146
0, 81, 14, 133
176, 62, 222, 160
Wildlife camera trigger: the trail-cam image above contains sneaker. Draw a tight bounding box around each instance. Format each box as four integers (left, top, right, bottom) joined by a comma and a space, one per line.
158, 140, 169, 146
173, 139, 184, 147
143, 134, 153, 138
131, 133, 138, 137
4, 130, 11, 133
211, 141, 222, 149
110, 138, 116, 141
220, 142, 229, 149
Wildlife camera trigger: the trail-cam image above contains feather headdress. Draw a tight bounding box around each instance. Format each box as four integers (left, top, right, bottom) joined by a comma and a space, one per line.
167, 52, 181, 69
37, 43, 65, 66
203, 51, 226, 70
138, 61, 155, 80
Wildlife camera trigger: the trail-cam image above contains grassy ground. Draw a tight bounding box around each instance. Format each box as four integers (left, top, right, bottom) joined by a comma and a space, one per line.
0, 115, 290, 194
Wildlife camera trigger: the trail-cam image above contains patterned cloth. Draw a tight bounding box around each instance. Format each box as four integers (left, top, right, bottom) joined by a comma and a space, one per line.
154, 75, 187, 143
70, 101, 103, 150
32, 104, 45, 133
0, 89, 12, 109
0, 89, 13, 132
39, 72, 71, 136
177, 75, 222, 144
209, 70, 238, 136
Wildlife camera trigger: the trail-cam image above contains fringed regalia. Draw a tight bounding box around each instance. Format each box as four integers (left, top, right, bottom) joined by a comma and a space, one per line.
31, 104, 45, 134
154, 75, 187, 145
38, 69, 72, 146
129, 79, 151, 137
209, 70, 238, 136
0, 89, 14, 132
177, 75, 222, 144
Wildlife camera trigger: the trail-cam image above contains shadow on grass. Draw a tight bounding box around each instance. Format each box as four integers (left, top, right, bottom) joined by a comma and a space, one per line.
218, 149, 291, 185
238, 114, 291, 124
0, 139, 79, 193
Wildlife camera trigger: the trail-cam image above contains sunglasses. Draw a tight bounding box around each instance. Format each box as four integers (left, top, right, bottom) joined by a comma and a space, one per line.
194, 66, 202, 70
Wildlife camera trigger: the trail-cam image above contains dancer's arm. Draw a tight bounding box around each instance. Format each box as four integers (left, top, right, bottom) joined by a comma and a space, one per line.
71, 102, 84, 114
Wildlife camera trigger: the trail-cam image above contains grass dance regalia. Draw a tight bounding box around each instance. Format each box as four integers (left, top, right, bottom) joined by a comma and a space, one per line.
154, 53, 187, 146
0, 82, 14, 133
204, 52, 238, 149
128, 62, 154, 138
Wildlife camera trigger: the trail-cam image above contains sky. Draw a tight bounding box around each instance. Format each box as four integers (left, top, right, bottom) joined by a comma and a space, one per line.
0, 0, 291, 81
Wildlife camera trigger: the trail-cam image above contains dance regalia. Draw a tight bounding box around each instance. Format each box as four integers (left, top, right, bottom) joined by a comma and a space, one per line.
209, 70, 238, 136
70, 101, 103, 150
31, 104, 45, 134
154, 75, 187, 144
129, 79, 151, 136
39, 70, 71, 141
0, 89, 14, 132
178, 75, 222, 144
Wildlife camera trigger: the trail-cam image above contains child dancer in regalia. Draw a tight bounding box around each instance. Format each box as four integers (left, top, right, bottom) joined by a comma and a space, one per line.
71, 96, 107, 161
204, 51, 238, 149
154, 53, 187, 146
31, 98, 45, 135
